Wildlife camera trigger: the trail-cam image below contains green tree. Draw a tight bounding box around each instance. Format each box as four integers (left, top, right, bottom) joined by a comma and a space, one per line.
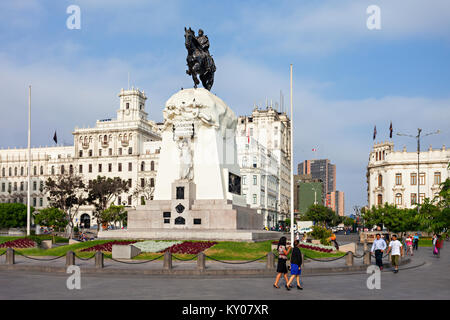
0, 203, 34, 228
363, 203, 419, 236
87, 176, 129, 230
99, 205, 127, 228
33, 207, 68, 232
343, 217, 355, 227
45, 172, 87, 237
303, 204, 340, 227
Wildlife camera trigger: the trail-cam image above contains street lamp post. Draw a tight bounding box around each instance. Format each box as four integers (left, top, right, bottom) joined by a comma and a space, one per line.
397, 128, 440, 215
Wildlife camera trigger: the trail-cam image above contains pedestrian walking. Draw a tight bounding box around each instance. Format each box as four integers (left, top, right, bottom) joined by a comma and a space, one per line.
371, 233, 387, 270
273, 236, 291, 289
386, 234, 403, 273
286, 240, 303, 291
432, 234, 438, 256
435, 235, 443, 258
405, 234, 414, 256
413, 233, 419, 251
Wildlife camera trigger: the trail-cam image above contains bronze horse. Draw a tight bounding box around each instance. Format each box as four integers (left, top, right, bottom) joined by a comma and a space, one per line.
184, 27, 216, 91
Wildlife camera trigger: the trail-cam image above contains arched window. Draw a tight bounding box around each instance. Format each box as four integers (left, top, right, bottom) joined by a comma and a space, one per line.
69, 165, 73, 174
377, 194, 383, 206
395, 193, 402, 205
21, 167, 24, 176
14, 167, 17, 176
150, 161, 155, 171
61, 165, 65, 174
9, 168, 12, 176
104, 135, 107, 142
141, 161, 145, 171
378, 174, 383, 187
33, 166, 37, 175
150, 178, 155, 188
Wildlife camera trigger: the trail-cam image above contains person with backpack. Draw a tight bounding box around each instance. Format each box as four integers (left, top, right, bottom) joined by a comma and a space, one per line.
273, 236, 292, 289
286, 240, 303, 290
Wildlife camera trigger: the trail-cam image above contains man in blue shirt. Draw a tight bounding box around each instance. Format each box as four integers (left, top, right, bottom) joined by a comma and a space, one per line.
413, 233, 419, 251
371, 233, 387, 270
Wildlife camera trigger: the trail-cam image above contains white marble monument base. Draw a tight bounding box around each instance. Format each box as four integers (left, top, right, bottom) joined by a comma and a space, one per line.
98, 228, 283, 242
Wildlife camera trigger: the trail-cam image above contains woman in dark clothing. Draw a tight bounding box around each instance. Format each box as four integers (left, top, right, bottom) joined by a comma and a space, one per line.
286, 240, 303, 290
273, 236, 291, 289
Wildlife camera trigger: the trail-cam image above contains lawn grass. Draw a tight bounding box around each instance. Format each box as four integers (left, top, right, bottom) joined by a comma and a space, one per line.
417, 239, 433, 247
0, 238, 345, 261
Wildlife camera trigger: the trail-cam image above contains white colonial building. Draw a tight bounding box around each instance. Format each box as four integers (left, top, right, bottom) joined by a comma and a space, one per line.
237, 136, 279, 228
236, 105, 291, 225
367, 141, 450, 209
0, 88, 162, 228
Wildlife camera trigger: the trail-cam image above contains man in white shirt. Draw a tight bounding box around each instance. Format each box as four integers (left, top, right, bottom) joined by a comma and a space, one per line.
386, 234, 403, 273
371, 233, 387, 270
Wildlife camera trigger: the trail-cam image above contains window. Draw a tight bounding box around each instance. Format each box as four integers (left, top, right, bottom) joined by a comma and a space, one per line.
9, 168, 12, 176
99, 149, 102, 156
14, 167, 17, 176
40, 166, 44, 175
21, 167, 24, 176
411, 173, 417, 185
395, 173, 402, 185
395, 193, 402, 205
33, 181, 37, 191
411, 193, 417, 205
128, 147, 132, 155
128, 196, 132, 205
419, 193, 425, 204
150, 178, 155, 188
141, 178, 145, 188
126, 102, 129, 109
39, 198, 43, 207
20, 182, 24, 191
193, 218, 202, 225
242, 176, 246, 185
151, 161, 155, 171
79, 165, 83, 174
51, 166, 55, 175
118, 148, 122, 156
40, 181, 44, 191
419, 173, 425, 185
118, 163, 122, 172
163, 212, 171, 218
434, 172, 441, 185
128, 162, 132, 171
88, 164, 92, 173
13, 182, 17, 191
79, 150, 83, 157
253, 175, 257, 185
377, 194, 382, 205
69, 165, 73, 174
1, 183, 4, 192
109, 148, 112, 156
128, 179, 132, 188
61, 165, 65, 174
33, 198, 36, 207
108, 163, 112, 172
253, 194, 257, 204
141, 161, 145, 171
98, 164, 102, 173
88, 150, 93, 157
377, 174, 382, 187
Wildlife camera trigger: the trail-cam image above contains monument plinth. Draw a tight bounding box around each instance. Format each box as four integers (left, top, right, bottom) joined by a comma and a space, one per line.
99, 88, 280, 241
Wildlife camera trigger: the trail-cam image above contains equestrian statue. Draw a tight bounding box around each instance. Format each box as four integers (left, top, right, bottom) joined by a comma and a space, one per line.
184, 27, 216, 91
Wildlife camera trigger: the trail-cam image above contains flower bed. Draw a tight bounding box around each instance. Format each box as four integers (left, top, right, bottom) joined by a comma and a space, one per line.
80, 240, 138, 252
298, 242, 334, 253
161, 241, 217, 254
133, 240, 182, 253
0, 238, 36, 249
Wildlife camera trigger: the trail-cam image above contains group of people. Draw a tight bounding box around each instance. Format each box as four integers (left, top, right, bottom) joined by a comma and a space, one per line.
432, 234, 444, 258
273, 236, 304, 291
371, 233, 404, 273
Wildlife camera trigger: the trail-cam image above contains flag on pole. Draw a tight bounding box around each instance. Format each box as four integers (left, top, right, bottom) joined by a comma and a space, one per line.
53, 131, 58, 144
389, 121, 393, 139
373, 125, 377, 140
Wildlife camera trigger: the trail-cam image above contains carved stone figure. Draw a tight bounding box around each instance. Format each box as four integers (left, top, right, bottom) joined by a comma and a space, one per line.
184, 27, 216, 90
177, 138, 193, 180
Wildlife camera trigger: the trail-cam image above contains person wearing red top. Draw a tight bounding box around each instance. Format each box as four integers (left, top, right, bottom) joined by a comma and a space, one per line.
435, 235, 443, 258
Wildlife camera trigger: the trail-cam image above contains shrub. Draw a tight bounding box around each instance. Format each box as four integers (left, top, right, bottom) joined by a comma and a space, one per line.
308, 225, 332, 245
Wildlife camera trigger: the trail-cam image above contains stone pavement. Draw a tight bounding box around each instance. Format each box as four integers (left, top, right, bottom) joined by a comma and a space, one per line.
0, 245, 446, 300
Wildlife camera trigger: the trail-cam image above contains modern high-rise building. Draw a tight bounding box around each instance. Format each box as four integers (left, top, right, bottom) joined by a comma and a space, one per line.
298, 159, 336, 202
293, 174, 324, 215
326, 190, 345, 216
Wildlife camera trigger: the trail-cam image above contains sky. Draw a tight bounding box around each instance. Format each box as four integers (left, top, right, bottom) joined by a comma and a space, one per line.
0, 0, 449, 215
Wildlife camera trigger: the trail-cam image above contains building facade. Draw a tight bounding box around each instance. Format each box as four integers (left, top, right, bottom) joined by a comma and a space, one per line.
236, 105, 291, 224
0, 88, 162, 228
293, 174, 323, 216
298, 159, 336, 203
367, 141, 450, 209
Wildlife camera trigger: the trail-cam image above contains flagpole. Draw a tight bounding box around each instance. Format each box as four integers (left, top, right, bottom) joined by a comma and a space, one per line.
290, 64, 294, 246
27, 85, 31, 236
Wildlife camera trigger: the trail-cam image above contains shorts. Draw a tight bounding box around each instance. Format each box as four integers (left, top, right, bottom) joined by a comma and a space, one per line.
290, 263, 301, 275
391, 255, 400, 266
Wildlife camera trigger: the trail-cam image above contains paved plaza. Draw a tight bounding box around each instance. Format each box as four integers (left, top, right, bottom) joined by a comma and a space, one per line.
0, 245, 448, 300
